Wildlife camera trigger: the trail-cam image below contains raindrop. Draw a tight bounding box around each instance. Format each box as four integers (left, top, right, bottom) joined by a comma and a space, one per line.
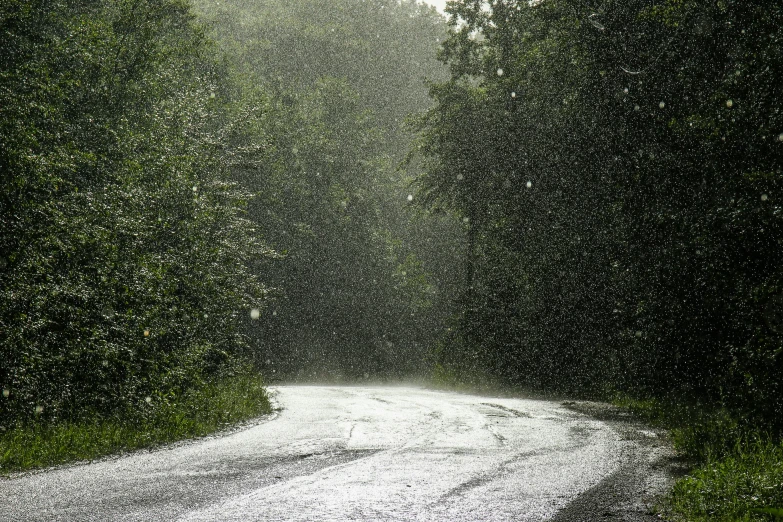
588, 14, 605, 31
635, 331, 643, 338
526, 181, 532, 189
778, 133, 783, 142
144, 329, 150, 337
35, 405, 44, 414
497, 68, 504, 76
2, 389, 9, 398
726, 99, 733, 108
511, 91, 516, 98
145, 396, 152, 404
102, 360, 109, 367
623, 87, 629, 94
266, 359, 271, 365
192, 185, 198, 192
364, 373, 370, 379
463, 217, 470, 223
407, 194, 414, 202
209, 92, 215, 99
272, 310, 277, 316
250, 308, 260, 320
203, 314, 208, 319
761, 194, 769, 202
456, 174, 464, 181
634, 105, 640, 111
659, 101, 666, 109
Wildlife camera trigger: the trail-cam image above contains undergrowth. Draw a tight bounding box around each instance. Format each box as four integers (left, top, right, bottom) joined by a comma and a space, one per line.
0, 372, 271, 474
612, 395, 783, 521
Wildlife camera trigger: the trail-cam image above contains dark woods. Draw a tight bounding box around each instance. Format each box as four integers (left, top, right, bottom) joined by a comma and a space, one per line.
414, 0, 783, 431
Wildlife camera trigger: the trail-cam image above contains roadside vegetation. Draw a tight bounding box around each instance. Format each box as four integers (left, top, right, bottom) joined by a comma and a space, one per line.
0, 370, 269, 474
1, 0, 274, 472
615, 397, 783, 520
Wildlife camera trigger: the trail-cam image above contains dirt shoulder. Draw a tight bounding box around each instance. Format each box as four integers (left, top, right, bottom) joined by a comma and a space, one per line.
552, 401, 689, 521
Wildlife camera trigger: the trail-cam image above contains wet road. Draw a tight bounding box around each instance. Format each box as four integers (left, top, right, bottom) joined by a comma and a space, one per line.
0, 386, 672, 521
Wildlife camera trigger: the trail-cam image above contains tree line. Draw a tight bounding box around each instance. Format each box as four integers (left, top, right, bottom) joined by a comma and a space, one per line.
414, 0, 783, 430
1, 0, 458, 426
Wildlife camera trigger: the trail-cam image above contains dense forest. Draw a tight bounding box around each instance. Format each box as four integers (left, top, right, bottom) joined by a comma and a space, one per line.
190, 0, 463, 380
1, 0, 460, 428
415, 0, 783, 431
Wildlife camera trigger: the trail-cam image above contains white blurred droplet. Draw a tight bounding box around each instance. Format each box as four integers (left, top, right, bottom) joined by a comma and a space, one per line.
266, 359, 271, 365
407, 194, 413, 202
635, 331, 643, 338
778, 133, 783, 142
526, 181, 533, 189
102, 360, 109, 367
497, 68, 504, 76
463, 217, 470, 223
35, 405, 43, 414
250, 308, 260, 320
364, 373, 369, 379
209, 92, 215, 99
2, 389, 9, 398
145, 396, 152, 404
203, 314, 208, 319
634, 105, 640, 111
456, 174, 464, 181
192, 186, 198, 192
511, 91, 516, 98
659, 101, 665, 109
143, 329, 150, 337
272, 310, 277, 316
726, 99, 733, 108
623, 87, 629, 94
761, 194, 769, 202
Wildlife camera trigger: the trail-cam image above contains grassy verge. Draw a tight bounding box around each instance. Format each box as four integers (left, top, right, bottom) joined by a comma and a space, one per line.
612, 396, 783, 521
0, 373, 271, 475
669, 439, 783, 521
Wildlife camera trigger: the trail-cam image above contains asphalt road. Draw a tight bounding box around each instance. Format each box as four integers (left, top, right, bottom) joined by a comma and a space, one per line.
0, 385, 675, 521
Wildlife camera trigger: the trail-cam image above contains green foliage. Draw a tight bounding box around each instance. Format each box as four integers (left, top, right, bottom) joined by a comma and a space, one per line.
415, 0, 783, 416
0, 371, 270, 474
667, 438, 783, 521
1, 0, 270, 425
191, 0, 465, 379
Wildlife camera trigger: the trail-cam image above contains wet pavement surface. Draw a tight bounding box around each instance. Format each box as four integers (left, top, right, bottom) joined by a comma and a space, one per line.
0, 385, 675, 521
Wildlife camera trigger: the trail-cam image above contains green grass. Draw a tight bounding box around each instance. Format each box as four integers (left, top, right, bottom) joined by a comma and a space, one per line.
0, 373, 271, 474
667, 438, 783, 521
611, 395, 783, 521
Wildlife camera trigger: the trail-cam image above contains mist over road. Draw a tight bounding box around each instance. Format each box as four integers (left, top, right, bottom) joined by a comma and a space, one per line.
0, 386, 672, 521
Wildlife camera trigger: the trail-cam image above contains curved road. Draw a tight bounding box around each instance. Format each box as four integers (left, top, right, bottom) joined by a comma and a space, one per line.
0, 386, 673, 521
